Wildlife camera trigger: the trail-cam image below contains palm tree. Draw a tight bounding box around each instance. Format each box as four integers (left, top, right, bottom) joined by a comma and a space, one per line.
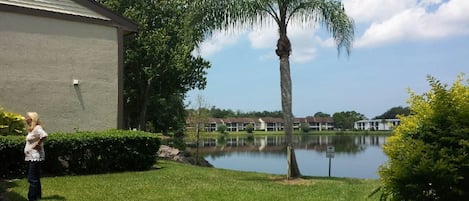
195, 0, 354, 179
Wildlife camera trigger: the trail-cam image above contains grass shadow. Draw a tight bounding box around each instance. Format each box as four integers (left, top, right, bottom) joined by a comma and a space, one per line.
41, 195, 66, 200
242, 175, 321, 186
3, 192, 27, 201
301, 175, 369, 184
0, 179, 25, 201
245, 175, 373, 186
1, 180, 66, 201
0, 180, 17, 192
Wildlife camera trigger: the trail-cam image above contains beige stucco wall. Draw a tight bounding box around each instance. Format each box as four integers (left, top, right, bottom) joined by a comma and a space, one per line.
0, 11, 119, 132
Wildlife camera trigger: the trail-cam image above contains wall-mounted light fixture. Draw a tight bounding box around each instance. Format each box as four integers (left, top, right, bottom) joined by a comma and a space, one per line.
73, 79, 80, 85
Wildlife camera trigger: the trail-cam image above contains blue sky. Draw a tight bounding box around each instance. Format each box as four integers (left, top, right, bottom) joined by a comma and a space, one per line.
187, 0, 469, 119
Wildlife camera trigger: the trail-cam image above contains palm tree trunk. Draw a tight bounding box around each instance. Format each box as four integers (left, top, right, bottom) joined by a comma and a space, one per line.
280, 57, 293, 143
277, 34, 301, 179
279, 56, 301, 179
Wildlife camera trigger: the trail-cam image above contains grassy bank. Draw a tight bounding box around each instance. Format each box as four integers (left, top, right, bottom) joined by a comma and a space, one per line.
1, 160, 382, 201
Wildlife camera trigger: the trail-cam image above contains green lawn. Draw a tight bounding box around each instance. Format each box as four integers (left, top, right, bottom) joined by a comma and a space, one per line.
1, 160, 382, 201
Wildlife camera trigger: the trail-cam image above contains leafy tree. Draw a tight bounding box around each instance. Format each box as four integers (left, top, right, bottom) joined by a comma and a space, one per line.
378, 75, 469, 200
300, 123, 310, 133
206, 107, 283, 118
217, 124, 227, 134
246, 123, 255, 133
332, 111, 365, 130
209, 106, 236, 118
98, 0, 210, 132
374, 106, 410, 119
314, 112, 331, 117
146, 93, 187, 135
243, 110, 283, 118
195, 0, 354, 179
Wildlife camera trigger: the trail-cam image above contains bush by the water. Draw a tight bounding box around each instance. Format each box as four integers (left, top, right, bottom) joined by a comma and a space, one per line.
300, 123, 310, 133
0, 130, 160, 178
217, 124, 227, 134
379, 75, 469, 200
246, 123, 254, 133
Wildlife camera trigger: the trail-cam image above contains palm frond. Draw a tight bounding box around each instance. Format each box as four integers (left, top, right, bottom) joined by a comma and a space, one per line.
314, 0, 355, 56
192, 0, 278, 35
193, 0, 354, 56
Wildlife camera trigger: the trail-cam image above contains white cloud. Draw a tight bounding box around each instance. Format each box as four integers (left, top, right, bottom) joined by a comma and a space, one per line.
247, 26, 277, 49
196, 30, 243, 57
418, 0, 443, 7
289, 27, 320, 63
247, 25, 332, 63
351, 0, 469, 47
258, 53, 275, 61
343, 0, 415, 23
197, 0, 469, 57
291, 47, 317, 63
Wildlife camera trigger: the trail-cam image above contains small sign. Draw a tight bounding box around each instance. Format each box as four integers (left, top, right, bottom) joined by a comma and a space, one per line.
327, 145, 335, 153
326, 145, 335, 158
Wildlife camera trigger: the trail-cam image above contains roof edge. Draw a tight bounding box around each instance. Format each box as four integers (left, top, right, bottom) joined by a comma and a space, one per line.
0, 0, 138, 33
72, 0, 138, 32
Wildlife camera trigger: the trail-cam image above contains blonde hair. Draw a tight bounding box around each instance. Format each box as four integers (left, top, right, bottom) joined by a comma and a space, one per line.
26, 112, 42, 132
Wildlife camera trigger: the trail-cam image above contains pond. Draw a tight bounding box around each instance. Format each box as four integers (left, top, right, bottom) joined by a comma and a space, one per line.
188, 135, 389, 179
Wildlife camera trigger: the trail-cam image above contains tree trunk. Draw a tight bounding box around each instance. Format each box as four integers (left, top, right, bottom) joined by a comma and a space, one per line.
138, 78, 153, 130
276, 34, 301, 179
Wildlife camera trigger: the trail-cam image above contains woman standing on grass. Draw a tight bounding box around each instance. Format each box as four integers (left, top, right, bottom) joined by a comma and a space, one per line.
24, 112, 48, 201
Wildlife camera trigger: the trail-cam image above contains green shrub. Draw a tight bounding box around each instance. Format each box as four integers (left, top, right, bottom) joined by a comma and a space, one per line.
217, 124, 227, 134
172, 128, 186, 151
0, 107, 25, 136
0, 135, 27, 177
246, 123, 254, 134
0, 130, 160, 178
379, 75, 469, 200
300, 123, 310, 133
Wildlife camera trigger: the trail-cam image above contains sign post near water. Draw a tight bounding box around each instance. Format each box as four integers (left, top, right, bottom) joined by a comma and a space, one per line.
326, 145, 335, 177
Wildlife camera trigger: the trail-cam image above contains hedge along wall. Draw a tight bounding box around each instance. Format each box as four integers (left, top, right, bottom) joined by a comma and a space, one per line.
0, 130, 160, 178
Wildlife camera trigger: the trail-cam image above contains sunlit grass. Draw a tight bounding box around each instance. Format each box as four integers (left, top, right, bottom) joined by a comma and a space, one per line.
1, 160, 381, 201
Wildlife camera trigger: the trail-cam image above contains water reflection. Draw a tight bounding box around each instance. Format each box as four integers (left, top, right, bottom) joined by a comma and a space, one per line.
188, 135, 388, 179
191, 135, 386, 154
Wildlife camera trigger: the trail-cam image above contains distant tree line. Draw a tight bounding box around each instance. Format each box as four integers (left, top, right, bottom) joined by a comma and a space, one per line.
187, 106, 283, 119
373, 106, 410, 119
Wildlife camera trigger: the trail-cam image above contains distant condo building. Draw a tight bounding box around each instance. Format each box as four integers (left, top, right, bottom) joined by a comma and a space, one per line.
353, 119, 400, 131
186, 116, 335, 132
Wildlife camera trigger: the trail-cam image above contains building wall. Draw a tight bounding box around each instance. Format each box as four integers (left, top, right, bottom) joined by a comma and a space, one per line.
354, 119, 400, 131
0, 11, 119, 132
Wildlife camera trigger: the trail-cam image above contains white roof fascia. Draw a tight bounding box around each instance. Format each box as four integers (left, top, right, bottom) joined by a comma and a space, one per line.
0, 0, 109, 20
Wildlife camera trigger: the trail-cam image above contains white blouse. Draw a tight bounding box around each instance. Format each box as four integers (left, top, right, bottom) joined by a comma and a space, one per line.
24, 125, 48, 161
